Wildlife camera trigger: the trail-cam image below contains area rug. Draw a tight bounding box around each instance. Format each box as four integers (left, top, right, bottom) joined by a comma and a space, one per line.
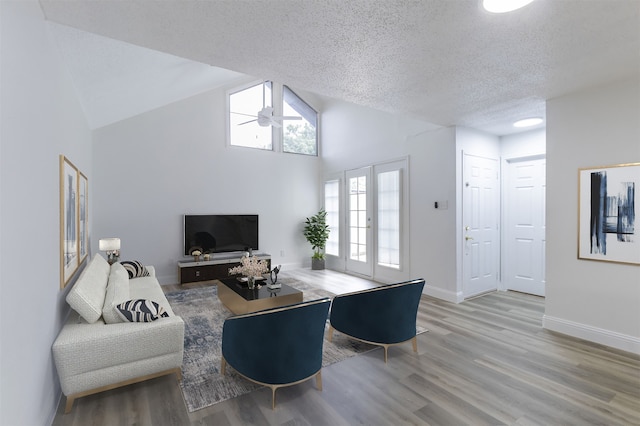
165, 276, 386, 412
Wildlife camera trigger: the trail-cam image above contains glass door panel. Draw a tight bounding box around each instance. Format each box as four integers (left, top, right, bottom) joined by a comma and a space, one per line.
346, 167, 372, 276
324, 180, 340, 257
377, 169, 400, 269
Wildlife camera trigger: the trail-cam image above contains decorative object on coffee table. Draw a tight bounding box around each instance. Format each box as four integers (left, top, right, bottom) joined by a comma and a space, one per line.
217, 277, 302, 314
246, 276, 256, 290
303, 209, 330, 270
228, 253, 269, 288
268, 265, 281, 289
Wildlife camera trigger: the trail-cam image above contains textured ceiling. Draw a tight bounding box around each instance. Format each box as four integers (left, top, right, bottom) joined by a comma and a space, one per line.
40, 0, 640, 135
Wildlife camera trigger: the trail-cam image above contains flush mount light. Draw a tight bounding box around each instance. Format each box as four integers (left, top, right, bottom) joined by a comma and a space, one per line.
513, 117, 543, 128
483, 0, 536, 13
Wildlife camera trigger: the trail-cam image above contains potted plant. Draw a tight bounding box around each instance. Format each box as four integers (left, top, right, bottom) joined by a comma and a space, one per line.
303, 209, 330, 270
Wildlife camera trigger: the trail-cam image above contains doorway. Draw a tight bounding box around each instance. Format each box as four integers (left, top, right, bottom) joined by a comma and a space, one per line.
503, 156, 546, 296
342, 159, 409, 282
462, 153, 499, 298
345, 167, 373, 277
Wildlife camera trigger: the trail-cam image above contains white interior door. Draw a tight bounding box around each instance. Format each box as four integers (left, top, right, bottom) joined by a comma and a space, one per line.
463, 153, 499, 298
504, 157, 546, 296
346, 167, 373, 277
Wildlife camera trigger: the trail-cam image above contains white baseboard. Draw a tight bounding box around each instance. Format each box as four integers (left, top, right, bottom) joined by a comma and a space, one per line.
158, 274, 175, 285
423, 285, 464, 304
543, 315, 640, 355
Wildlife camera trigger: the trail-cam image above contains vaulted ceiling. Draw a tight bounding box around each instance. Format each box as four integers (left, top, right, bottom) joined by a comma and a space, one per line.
40, 0, 640, 134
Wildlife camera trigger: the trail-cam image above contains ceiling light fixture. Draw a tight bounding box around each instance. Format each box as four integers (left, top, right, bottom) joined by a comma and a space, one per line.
483, 0, 536, 13
513, 117, 543, 128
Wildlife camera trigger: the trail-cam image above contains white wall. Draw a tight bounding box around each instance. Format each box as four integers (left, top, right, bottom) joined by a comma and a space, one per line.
321, 99, 440, 172
0, 2, 93, 424
545, 77, 640, 353
92, 88, 323, 283
408, 127, 458, 301
501, 128, 546, 159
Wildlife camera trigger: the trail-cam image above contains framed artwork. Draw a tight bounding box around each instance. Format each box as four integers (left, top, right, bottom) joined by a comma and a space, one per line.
79, 172, 88, 263
60, 155, 79, 288
578, 162, 640, 265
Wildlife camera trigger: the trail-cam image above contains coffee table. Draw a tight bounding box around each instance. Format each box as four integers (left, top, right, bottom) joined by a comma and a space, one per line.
216, 277, 303, 314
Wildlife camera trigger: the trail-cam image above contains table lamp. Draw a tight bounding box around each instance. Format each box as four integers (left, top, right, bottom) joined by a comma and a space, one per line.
99, 238, 121, 264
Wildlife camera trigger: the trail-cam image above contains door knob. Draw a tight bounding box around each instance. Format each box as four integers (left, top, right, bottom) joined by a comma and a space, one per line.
465, 236, 474, 241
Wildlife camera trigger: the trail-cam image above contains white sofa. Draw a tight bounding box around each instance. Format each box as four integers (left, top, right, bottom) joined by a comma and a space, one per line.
53, 254, 184, 413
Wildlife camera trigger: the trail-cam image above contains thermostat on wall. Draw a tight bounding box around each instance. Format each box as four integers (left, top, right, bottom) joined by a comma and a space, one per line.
434, 201, 448, 210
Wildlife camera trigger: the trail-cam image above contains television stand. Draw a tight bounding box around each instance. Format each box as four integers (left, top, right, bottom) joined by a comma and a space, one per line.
177, 252, 271, 284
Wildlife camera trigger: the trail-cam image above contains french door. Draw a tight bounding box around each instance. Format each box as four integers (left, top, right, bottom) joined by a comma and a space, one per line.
345, 167, 373, 276
343, 160, 409, 281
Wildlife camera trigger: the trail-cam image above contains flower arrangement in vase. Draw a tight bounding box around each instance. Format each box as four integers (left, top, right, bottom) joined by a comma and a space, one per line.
190, 249, 202, 262
228, 254, 269, 289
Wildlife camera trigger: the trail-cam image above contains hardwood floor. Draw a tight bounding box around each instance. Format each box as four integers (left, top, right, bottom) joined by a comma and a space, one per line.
53, 269, 640, 425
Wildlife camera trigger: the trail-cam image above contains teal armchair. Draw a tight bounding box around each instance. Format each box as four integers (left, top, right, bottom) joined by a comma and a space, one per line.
328, 279, 425, 362
221, 298, 331, 409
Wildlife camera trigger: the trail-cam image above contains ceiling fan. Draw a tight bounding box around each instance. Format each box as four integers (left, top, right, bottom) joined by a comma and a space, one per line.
235, 82, 302, 128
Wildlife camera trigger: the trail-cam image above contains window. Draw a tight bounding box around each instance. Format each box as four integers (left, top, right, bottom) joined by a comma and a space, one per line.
227, 81, 318, 154
229, 81, 273, 150
283, 86, 318, 156
324, 180, 340, 256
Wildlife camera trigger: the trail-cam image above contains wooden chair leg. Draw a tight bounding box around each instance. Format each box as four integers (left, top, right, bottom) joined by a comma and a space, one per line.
271, 387, 277, 410
412, 336, 418, 353
316, 371, 323, 391
221, 357, 226, 375
383, 345, 389, 363
64, 396, 75, 414
327, 326, 334, 342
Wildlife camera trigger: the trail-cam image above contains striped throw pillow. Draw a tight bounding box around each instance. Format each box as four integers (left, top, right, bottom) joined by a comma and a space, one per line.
116, 299, 169, 322
120, 260, 150, 279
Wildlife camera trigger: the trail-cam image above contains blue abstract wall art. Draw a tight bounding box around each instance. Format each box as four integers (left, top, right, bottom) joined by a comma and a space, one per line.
579, 163, 640, 265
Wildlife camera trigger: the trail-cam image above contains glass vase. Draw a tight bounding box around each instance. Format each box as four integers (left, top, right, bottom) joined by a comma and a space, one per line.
247, 276, 256, 290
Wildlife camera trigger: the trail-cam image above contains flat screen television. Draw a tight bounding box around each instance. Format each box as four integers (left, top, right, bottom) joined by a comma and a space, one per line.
184, 214, 258, 256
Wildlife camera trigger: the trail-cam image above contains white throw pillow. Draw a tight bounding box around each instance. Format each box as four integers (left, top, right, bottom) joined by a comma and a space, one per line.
102, 263, 131, 324
66, 254, 110, 323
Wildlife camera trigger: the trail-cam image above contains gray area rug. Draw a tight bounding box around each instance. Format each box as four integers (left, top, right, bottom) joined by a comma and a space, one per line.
165, 277, 382, 412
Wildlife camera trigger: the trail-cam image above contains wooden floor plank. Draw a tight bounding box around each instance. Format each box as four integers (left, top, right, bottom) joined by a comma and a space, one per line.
52, 269, 640, 426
